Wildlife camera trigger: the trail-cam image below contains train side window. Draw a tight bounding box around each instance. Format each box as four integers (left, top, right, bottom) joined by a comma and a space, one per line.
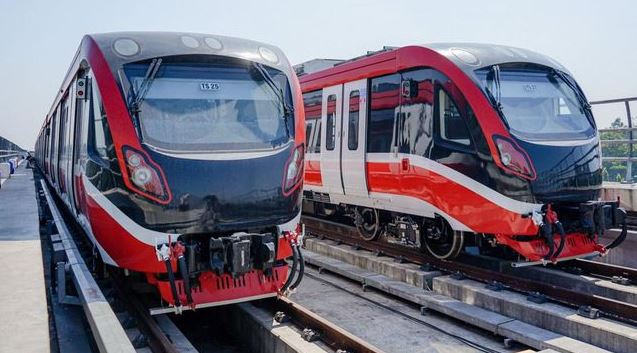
89, 78, 114, 161
348, 90, 360, 150
437, 88, 472, 146
314, 120, 321, 153
325, 95, 337, 150
368, 73, 401, 153
398, 69, 435, 156
305, 121, 313, 150
302, 90, 323, 153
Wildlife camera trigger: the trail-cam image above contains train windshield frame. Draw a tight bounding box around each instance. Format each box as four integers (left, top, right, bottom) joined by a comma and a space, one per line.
475, 64, 595, 141
121, 56, 294, 153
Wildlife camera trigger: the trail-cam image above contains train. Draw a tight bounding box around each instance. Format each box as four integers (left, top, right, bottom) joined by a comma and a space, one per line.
297, 44, 628, 265
33, 32, 306, 312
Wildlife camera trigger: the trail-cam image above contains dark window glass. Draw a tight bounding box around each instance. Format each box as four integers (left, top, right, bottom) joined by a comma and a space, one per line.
475, 65, 594, 141
325, 95, 336, 150
305, 122, 312, 148
90, 78, 114, 161
398, 69, 435, 155
123, 59, 294, 152
302, 90, 323, 120
314, 120, 321, 153
368, 74, 400, 153
348, 90, 360, 150
437, 88, 472, 146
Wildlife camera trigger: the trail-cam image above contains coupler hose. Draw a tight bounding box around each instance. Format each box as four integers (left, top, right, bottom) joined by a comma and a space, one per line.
289, 245, 305, 291
281, 244, 299, 293
157, 243, 181, 308
542, 222, 555, 260
552, 221, 567, 260
177, 255, 194, 305
164, 258, 181, 308
606, 220, 628, 250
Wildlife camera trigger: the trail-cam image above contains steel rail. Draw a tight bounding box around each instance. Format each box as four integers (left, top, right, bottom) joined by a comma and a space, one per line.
302, 216, 637, 323
108, 270, 181, 353
269, 296, 387, 353
567, 259, 637, 284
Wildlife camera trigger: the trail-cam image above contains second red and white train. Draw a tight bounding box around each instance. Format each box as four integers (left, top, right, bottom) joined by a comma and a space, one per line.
298, 44, 627, 264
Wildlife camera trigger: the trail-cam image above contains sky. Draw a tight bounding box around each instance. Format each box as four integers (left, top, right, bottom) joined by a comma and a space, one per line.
0, 0, 635, 149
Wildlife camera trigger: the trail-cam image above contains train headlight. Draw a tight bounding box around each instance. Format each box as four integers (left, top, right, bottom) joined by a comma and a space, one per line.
127, 153, 142, 167
113, 38, 140, 57
123, 147, 172, 204
283, 145, 304, 195
500, 150, 512, 166
493, 136, 536, 180
259, 47, 279, 64
132, 167, 152, 187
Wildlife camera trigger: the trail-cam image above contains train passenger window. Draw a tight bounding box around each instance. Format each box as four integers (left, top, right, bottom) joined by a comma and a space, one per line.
314, 120, 321, 153
89, 78, 114, 161
326, 95, 337, 151
398, 69, 435, 156
305, 121, 313, 150
348, 90, 360, 150
368, 74, 401, 153
303, 90, 323, 153
437, 89, 472, 146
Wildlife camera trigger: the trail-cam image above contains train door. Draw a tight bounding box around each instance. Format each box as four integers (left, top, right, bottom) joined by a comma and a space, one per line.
320, 85, 345, 195
50, 110, 59, 185
63, 80, 79, 209
72, 73, 90, 216
341, 79, 368, 197
57, 97, 69, 197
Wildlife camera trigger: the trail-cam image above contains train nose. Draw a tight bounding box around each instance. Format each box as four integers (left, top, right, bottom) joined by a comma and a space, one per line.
517, 138, 602, 203
145, 146, 301, 233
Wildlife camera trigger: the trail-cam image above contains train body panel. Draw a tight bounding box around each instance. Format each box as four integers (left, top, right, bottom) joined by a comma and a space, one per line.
299, 44, 626, 263
33, 32, 305, 309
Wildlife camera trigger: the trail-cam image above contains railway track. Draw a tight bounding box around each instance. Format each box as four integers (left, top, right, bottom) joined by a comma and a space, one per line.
38, 175, 185, 353
39, 169, 385, 353
302, 215, 637, 323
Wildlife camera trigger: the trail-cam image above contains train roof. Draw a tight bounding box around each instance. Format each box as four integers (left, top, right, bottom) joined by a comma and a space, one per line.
89, 31, 292, 70
425, 42, 569, 75
39, 31, 295, 132
297, 43, 571, 89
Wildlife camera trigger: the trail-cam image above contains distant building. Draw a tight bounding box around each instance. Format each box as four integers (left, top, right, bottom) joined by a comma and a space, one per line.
294, 47, 398, 77
0, 136, 24, 152
294, 59, 345, 76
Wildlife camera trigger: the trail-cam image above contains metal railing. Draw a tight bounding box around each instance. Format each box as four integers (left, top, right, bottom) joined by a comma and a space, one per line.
592, 97, 637, 183
0, 149, 21, 163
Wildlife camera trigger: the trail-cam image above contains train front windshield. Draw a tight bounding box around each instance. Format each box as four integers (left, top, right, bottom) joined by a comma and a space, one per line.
475, 65, 595, 141
123, 58, 294, 152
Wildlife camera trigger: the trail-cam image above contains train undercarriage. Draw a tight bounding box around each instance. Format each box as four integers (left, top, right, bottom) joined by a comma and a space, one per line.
302, 196, 628, 264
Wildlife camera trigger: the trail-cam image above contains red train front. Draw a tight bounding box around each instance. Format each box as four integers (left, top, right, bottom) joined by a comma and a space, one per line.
297, 44, 627, 265
34, 32, 305, 311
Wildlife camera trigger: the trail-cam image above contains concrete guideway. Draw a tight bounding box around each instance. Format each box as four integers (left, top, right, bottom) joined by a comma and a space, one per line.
40, 179, 136, 353
303, 237, 637, 353
0, 162, 50, 352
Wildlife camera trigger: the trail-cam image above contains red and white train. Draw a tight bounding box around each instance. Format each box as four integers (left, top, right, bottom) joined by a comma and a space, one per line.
34, 32, 305, 311
298, 44, 627, 264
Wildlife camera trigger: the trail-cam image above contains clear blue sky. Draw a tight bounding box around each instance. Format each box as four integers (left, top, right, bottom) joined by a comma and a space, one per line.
1, 0, 635, 149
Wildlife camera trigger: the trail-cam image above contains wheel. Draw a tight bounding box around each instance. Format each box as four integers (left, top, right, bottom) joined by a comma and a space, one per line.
423, 216, 464, 259
355, 207, 380, 241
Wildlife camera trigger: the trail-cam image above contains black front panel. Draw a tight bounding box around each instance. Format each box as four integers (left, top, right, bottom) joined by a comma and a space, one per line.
88, 143, 300, 235
519, 138, 602, 203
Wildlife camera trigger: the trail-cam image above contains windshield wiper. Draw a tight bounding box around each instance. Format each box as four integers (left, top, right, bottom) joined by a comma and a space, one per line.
130, 58, 163, 113
551, 69, 591, 111
252, 62, 293, 132
484, 65, 507, 125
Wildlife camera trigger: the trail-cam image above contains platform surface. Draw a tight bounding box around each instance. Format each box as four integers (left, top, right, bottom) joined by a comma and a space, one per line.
0, 162, 50, 352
